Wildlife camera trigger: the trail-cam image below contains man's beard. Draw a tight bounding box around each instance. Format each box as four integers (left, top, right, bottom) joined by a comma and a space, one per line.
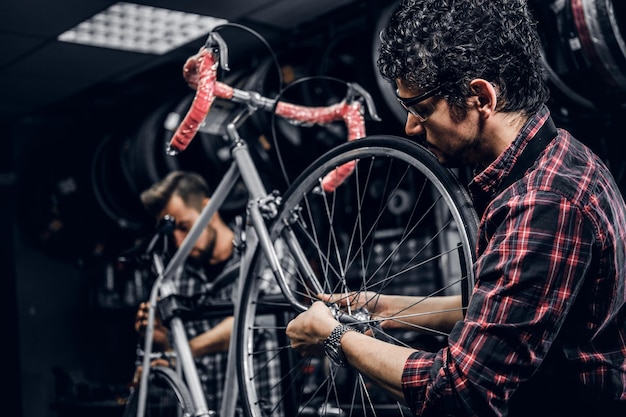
188, 225, 217, 266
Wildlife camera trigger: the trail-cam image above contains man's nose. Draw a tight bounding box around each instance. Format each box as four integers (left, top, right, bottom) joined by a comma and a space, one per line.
404, 113, 425, 137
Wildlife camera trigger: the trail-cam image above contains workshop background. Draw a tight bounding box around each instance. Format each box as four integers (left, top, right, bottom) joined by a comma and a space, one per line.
1, 1, 624, 417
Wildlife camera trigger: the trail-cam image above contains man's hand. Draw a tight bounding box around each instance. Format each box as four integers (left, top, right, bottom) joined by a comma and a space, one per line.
130, 357, 171, 388
135, 301, 170, 351
319, 292, 394, 326
288, 299, 413, 403
286, 301, 339, 357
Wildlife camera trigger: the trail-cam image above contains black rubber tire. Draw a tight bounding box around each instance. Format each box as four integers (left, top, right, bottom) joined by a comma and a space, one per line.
122, 366, 195, 417
236, 136, 478, 417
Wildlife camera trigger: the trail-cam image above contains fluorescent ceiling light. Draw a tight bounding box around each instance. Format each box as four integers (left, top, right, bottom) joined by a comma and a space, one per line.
58, 2, 227, 55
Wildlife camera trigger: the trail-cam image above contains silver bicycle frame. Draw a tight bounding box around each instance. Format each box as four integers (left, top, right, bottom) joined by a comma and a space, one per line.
136, 108, 308, 417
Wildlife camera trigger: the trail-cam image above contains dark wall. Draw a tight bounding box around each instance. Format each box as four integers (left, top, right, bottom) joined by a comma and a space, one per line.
2, 120, 20, 415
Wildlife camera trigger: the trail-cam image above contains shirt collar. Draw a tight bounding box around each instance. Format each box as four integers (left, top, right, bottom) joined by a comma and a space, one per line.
470, 105, 551, 200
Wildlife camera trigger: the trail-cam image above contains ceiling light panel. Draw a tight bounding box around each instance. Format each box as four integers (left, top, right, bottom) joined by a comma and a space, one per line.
57, 2, 227, 55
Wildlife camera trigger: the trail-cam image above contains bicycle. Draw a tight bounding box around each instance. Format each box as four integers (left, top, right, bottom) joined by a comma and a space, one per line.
123, 23, 479, 417
122, 213, 242, 417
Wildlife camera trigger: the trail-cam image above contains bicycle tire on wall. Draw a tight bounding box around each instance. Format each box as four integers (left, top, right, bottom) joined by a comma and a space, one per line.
236, 135, 479, 417
122, 366, 195, 417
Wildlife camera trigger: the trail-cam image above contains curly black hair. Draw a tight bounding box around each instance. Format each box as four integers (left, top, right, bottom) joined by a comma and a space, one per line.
377, 0, 549, 116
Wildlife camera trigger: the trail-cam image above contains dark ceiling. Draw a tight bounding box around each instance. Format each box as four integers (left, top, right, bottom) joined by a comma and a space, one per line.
0, 0, 388, 122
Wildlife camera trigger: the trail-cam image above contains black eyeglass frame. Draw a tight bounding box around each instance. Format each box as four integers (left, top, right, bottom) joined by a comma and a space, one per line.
395, 85, 442, 122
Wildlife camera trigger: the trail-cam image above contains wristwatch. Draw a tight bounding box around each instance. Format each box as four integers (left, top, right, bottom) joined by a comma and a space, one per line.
323, 324, 360, 367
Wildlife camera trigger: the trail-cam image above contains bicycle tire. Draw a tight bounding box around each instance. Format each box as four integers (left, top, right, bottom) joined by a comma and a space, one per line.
236, 135, 479, 417
122, 366, 196, 417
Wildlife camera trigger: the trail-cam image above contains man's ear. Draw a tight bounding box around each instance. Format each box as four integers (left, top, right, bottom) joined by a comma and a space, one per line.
469, 79, 497, 116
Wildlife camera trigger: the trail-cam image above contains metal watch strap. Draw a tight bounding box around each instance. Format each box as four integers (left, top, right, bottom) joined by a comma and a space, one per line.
324, 324, 360, 367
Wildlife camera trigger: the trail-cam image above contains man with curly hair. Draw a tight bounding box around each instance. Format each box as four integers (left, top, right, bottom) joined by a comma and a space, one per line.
286, 0, 626, 415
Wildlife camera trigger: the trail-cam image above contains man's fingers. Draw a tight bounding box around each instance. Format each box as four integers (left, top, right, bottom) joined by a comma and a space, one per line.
318, 293, 351, 305
318, 292, 368, 309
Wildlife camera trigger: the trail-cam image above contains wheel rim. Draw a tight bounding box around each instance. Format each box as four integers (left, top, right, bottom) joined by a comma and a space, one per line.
238, 137, 478, 417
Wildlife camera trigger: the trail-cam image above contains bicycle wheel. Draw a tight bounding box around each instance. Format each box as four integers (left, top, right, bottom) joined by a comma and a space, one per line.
237, 135, 479, 417
122, 366, 195, 417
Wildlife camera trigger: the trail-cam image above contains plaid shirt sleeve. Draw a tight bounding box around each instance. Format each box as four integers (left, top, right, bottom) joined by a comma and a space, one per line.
403, 191, 594, 416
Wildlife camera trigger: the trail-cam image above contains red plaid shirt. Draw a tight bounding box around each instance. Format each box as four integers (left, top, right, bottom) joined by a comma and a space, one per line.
402, 106, 626, 416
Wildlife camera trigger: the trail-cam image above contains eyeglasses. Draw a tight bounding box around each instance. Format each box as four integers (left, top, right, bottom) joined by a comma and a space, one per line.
395, 85, 442, 122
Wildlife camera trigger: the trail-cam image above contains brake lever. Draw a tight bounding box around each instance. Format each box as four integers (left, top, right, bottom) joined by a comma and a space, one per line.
205, 31, 230, 71
346, 82, 382, 122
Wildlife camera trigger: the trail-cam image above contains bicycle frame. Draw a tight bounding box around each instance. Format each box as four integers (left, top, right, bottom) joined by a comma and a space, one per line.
135, 30, 380, 417
137, 118, 280, 417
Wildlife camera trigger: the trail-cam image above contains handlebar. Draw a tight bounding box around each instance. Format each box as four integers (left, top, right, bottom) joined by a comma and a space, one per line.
167, 34, 381, 192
